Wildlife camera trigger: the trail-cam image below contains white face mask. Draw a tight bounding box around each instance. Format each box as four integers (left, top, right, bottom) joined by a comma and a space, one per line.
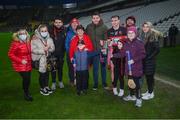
40, 32, 48, 38
19, 34, 27, 41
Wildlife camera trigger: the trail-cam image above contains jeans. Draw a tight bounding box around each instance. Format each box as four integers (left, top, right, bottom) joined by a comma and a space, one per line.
90, 53, 107, 88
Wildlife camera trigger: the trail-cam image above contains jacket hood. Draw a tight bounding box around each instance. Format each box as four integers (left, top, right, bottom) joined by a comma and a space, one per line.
12, 31, 30, 42
34, 27, 51, 41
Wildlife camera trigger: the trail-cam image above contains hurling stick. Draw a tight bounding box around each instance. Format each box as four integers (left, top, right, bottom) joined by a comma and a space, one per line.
126, 50, 136, 89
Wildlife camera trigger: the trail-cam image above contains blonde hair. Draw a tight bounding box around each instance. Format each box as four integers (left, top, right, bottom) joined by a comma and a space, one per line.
12, 29, 30, 41
143, 21, 153, 28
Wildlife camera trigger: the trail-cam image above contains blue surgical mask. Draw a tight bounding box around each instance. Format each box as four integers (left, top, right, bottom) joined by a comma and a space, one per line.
19, 34, 27, 41
40, 32, 48, 38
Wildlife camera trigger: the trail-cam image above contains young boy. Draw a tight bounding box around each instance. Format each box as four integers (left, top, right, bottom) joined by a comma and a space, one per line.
72, 40, 90, 95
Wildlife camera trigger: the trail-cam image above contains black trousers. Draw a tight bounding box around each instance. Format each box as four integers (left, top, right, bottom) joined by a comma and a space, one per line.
51, 58, 64, 83
76, 70, 89, 92
145, 74, 154, 93
129, 77, 141, 99
112, 58, 124, 89
19, 71, 31, 94
39, 72, 49, 89
66, 53, 75, 83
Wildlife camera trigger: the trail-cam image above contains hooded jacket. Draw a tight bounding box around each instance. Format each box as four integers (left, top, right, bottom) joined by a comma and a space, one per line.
31, 27, 55, 73
8, 32, 32, 72
65, 26, 76, 52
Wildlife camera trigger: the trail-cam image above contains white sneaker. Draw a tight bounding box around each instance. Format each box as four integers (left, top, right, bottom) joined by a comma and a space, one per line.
74, 79, 76, 86
123, 95, 136, 101
142, 92, 154, 100
142, 91, 149, 96
118, 89, 124, 97
113, 88, 118, 95
135, 99, 142, 107
51, 83, 56, 90
59, 82, 64, 88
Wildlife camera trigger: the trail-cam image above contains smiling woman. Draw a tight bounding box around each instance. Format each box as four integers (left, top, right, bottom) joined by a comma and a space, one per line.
8, 28, 33, 101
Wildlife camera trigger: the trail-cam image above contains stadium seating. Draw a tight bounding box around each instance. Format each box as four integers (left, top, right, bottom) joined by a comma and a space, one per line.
79, 0, 180, 33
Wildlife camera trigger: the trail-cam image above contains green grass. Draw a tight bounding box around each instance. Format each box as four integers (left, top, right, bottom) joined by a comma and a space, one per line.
0, 33, 180, 119
157, 46, 180, 81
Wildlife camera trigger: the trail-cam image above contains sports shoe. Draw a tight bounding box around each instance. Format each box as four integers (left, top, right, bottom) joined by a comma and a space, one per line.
92, 87, 97, 91
45, 87, 53, 94
51, 83, 56, 91
142, 92, 154, 100
113, 88, 118, 95
59, 82, 64, 88
118, 89, 124, 97
142, 91, 149, 96
103, 86, 110, 90
123, 95, 136, 101
135, 99, 142, 107
40, 88, 49, 96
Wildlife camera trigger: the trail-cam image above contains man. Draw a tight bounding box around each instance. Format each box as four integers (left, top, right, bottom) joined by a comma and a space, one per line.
86, 12, 108, 90
126, 16, 136, 28
49, 16, 66, 90
107, 15, 127, 96
65, 18, 80, 86
168, 24, 179, 47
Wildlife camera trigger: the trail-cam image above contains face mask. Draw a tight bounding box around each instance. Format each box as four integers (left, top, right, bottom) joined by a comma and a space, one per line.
40, 32, 48, 38
19, 34, 27, 41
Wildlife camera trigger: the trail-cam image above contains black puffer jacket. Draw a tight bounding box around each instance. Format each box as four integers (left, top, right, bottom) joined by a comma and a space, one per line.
49, 26, 66, 58
140, 30, 160, 75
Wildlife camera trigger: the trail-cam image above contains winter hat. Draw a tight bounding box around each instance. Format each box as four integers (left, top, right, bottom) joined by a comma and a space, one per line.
127, 26, 137, 34
70, 18, 80, 25
126, 16, 136, 24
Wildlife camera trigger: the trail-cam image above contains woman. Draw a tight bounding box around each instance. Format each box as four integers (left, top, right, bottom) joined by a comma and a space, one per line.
8, 29, 33, 101
31, 24, 55, 96
69, 25, 94, 61
140, 22, 160, 100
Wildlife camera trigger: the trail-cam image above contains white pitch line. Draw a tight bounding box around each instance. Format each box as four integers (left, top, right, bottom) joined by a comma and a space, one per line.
155, 76, 180, 89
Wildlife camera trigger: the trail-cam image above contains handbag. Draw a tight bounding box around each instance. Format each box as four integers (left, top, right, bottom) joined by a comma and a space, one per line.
32, 55, 42, 70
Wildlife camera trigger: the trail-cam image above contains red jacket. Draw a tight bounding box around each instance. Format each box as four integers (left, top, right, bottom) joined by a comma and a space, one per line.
69, 34, 94, 60
8, 39, 32, 72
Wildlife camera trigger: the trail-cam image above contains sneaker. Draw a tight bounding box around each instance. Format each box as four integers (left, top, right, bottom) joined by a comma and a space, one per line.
113, 88, 118, 96
74, 79, 76, 86
45, 87, 53, 94
51, 83, 56, 91
118, 89, 124, 97
142, 91, 149, 96
92, 87, 97, 91
135, 99, 142, 107
142, 92, 154, 100
40, 88, 49, 96
59, 82, 64, 88
103, 86, 110, 90
123, 95, 136, 101
24, 93, 33, 101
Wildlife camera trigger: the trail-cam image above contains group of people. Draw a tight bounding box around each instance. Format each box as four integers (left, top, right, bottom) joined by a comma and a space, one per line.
8, 12, 161, 108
